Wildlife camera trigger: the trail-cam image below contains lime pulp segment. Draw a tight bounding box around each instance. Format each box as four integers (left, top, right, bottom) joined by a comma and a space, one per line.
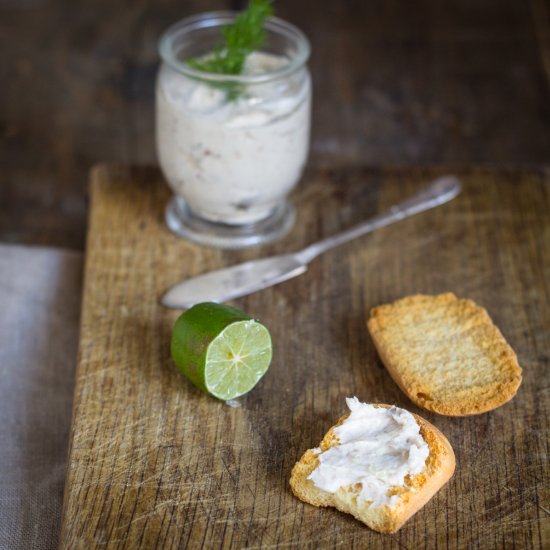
204, 320, 272, 400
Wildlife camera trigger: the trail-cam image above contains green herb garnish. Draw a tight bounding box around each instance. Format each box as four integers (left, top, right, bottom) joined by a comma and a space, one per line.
187, 0, 273, 98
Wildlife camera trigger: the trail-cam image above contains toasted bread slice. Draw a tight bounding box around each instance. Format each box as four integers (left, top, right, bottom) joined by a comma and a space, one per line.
290, 404, 455, 533
367, 293, 522, 416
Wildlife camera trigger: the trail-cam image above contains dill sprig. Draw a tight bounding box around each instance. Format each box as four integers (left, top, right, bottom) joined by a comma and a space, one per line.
187, 0, 273, 98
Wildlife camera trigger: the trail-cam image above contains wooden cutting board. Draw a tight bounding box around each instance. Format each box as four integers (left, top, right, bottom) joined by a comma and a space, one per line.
60, 164, 549, 549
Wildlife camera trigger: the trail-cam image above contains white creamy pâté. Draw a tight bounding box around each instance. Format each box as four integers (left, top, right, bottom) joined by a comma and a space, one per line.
307, 397, 430, 508
156, 51, 311, 225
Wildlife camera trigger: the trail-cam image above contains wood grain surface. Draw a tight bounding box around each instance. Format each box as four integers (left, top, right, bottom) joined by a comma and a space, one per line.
60, 164, 550, 549
2, 0, 550, 249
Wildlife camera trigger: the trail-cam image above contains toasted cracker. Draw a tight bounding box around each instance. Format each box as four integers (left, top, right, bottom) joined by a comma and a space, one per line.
367, 293, 522, 416
289, 405, 455, 533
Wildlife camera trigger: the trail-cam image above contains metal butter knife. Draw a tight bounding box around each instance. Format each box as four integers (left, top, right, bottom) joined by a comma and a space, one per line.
162, 176, 462, 309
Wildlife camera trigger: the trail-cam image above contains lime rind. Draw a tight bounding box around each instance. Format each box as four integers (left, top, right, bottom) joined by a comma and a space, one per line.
204, 320, 272, 400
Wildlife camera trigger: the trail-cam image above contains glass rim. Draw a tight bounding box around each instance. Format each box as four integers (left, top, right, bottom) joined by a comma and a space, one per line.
158, 11, 311, 84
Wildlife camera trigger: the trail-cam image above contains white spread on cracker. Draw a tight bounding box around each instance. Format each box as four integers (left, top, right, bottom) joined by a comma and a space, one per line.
307, 397, 429, 508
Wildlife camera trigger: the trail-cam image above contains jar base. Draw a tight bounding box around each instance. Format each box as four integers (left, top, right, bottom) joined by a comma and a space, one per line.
165, 196, 295, 249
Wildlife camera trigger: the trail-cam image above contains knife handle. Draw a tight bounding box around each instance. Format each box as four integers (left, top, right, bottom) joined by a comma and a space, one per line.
296, 176, 462, 264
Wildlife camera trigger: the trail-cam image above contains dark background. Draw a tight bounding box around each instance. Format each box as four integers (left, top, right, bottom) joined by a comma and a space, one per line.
1, 0, 549, 250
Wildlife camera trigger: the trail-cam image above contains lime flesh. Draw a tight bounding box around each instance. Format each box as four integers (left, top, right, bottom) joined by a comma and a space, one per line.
205, 320, 272, 400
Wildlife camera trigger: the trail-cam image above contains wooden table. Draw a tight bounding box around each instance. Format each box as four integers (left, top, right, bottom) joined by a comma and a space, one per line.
1, 0, 549, 249
59, 164, 549, 549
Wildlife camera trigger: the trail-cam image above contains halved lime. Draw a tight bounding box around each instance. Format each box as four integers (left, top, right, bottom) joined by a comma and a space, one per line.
171, 302, 272, 401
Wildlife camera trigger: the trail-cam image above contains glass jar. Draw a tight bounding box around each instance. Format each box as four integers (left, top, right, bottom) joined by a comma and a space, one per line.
156, 12, 311, 249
